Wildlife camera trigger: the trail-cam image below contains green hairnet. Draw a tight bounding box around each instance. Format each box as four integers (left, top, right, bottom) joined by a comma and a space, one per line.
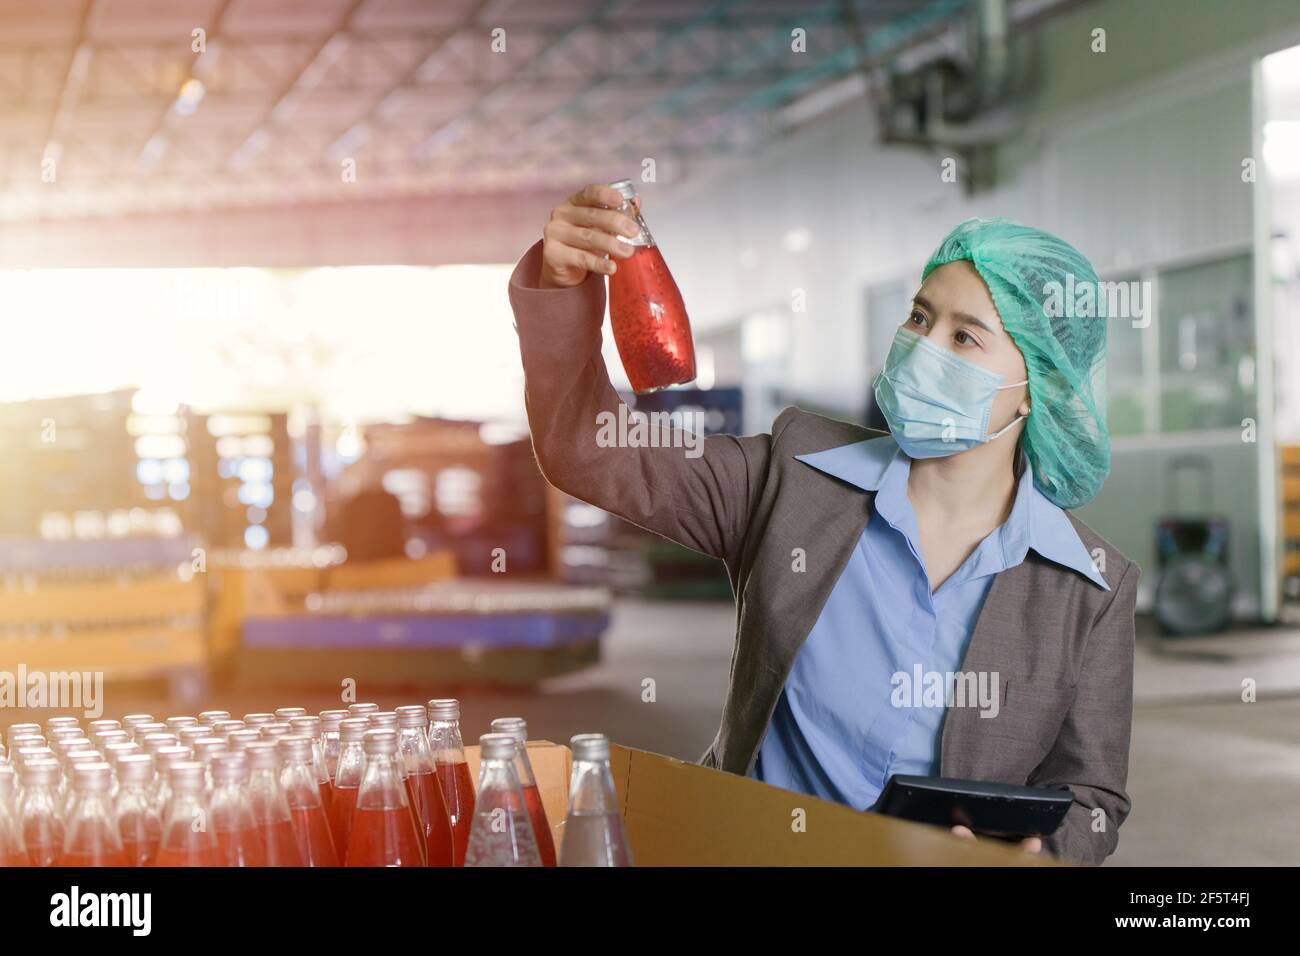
921, 217, 1109, 509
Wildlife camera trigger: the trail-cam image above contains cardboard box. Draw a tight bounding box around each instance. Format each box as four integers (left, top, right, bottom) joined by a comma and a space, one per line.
467, 741, 1056, 866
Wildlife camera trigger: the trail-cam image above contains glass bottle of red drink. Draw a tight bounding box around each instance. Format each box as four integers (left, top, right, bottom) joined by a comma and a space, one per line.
279, 735, 338, 867
368, 711, 425, 864
61, 763, 128, 867
559, 734, 632, 867
150, 744, 193, 816
319, 710, 347, 780
345, 730, 424, 867
209, 752, 264, 867
0, 765, 28, 867
464, 734, 541, 867
396, 705, 453, 867
489, 717, 556, 867
427, 698, 476, 867
244, 742, 304, 866
17, 760, 63, 867
330, 717, 369, 863
114, 754, 161, 867
605, 178, 697, 394
289, 716, 335, 821
152, 761, 221, 866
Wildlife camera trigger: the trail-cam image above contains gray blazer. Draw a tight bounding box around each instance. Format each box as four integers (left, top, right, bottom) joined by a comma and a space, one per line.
509, 241, 1138, 865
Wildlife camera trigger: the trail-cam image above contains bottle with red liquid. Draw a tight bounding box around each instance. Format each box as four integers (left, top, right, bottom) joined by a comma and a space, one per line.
368, 711, 424, 864
244, 742, 304, 867
490, 717, 556, 867
427, 698, 476, 867
152, 761, 220, 866
17, 759, 63, 867
279, 735, 338, 867
396, 704, 453, 867
289, 716, 335, 821
319, 710, 347, 780
61, 763, 128, 867
345, 730, 424, 867
114, 754, 161, 867
330, 717, 369, 862
558, 734, 633, 867
605, 178, 697, 394
0, 764, 28, 866
464, 734, 541, 867
209, 752, 265, 867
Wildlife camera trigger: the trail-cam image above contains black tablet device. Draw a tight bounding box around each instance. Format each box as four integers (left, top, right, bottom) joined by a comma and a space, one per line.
875, 775, 1074, 840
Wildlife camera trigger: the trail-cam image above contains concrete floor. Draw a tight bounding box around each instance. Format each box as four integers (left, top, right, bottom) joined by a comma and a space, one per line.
7, 597, 1296, 865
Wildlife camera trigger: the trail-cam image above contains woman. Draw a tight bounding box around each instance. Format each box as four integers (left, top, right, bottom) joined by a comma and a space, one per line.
509, 184, 1137, 865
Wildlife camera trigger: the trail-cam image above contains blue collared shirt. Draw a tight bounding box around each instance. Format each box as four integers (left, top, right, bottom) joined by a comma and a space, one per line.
751, 435, 1107, 810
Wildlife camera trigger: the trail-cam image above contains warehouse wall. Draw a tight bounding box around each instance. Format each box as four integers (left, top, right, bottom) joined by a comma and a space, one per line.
643, 0, 1300, 616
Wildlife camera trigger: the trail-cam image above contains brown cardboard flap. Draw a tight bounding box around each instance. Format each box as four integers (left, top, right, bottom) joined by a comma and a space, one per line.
609, 745, 1058, 867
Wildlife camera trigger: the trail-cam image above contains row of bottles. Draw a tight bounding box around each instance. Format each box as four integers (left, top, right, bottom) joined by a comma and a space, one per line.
0, 701, 630, 867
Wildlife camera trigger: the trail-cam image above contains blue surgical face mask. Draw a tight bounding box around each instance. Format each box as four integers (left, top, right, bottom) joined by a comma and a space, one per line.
873, 327, 1028, 459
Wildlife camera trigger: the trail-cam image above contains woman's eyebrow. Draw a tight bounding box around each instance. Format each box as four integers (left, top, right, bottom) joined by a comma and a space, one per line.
912, 294, 1000, 336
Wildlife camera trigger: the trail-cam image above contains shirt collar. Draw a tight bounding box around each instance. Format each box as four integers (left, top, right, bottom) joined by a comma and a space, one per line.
794, 435, 1109, 591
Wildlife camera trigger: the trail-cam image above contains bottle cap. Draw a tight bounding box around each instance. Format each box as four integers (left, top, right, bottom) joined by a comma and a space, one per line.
192, 739, 227, 763
395, 706, 426, 728
46, 716, 81, 730
490, 717, 527, 743
121, 715, 155, 729
165, 716, 198, 731
244, 741, 279, 769
319, 710, 347, 731
339, 718, 369, 743
226, 729, 262, 752
242, 713, 275, 727
289, 716, 322, 736
479, 733, 518, 761
570, 733, 611, 761
167, 760, 207, 791
116, 753, 155, 783
362, 729, 398, 755
72, 762, 114, 791
275, 707, 307, 720
279, 735, 313, 761
367, 712, 398, 731
210, 752, 248, 784
87, 719, 122, 733
21, 759, 60, 783
103, 742, 142, 764
347, 703, 379, 716
211, 720, 244, 738
260, 724, 292, 741
426, 699, 460, 721
198, 710, 231, 725
608, 179, 637, 200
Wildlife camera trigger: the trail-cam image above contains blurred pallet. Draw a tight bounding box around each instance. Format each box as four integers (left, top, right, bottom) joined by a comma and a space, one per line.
1283, 446, 1300, 581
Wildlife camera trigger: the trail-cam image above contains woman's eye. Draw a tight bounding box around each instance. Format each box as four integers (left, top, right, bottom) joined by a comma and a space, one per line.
909, 311, 927, 327
954, 329, 977, 347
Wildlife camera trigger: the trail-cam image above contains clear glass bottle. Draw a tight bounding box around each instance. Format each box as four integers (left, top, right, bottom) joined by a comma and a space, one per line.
62, 763, 128, 867
152, 760, 220, 866
559, 734, 632, 867
17, 759, 64, 867
396, 704, 453, 867
114, 754, 161, 867
605, 178, 697, 393
289, 716, 335, 823
330, 717, 369, 862
345, 730, 424, 867
279, 735, 338, 867
427, 698, 475, 867
244, 741, 304, 866
209, 752, 264, 867
490, 717, 556, 867
464, 733, 541, 868
0, 764, 27, 866
319, 710, 347, 780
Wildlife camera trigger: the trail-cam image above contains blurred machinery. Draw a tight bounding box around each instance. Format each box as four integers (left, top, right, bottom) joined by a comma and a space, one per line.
1152, 456, 1236, 636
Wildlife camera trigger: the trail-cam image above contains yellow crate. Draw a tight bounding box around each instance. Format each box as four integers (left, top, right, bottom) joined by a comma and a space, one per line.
0, 576, 204, 626
0, 625, 206, 678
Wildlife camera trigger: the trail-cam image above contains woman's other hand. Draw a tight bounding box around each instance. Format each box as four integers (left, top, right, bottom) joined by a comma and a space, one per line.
950, 824, 1043, 854
539, 183, 642, 289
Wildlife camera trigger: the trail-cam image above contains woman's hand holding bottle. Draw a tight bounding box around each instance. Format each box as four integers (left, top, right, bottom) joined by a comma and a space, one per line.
539, 184, 641, 289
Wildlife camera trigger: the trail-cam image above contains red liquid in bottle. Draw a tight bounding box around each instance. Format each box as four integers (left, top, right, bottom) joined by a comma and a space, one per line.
61, 847, 130, 867
344, 807, 423, 867
26, 839, 61, 868
121, 835, 159, 868
256, 818, 304, 867
290, 805, 340, 867
407, 770, 454, 867
522, 784, 557, 868
330, 785, 358, 864
152, 842, 221, 867
608, 244, 696, 394
435, 759, 476, 867
215, 825, 266, 867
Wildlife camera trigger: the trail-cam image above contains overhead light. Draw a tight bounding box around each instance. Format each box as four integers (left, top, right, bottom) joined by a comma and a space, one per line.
138, 132, 168, 167
172, 78, 206, 117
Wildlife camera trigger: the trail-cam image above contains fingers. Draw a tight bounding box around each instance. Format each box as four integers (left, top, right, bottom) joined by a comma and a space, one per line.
568, 183, 626, 210
545, 219, 635, 260
950, 825, 975, 840
551, 204, 641, 242
1020, 837, 1043, 854
545, 240, 615, 277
